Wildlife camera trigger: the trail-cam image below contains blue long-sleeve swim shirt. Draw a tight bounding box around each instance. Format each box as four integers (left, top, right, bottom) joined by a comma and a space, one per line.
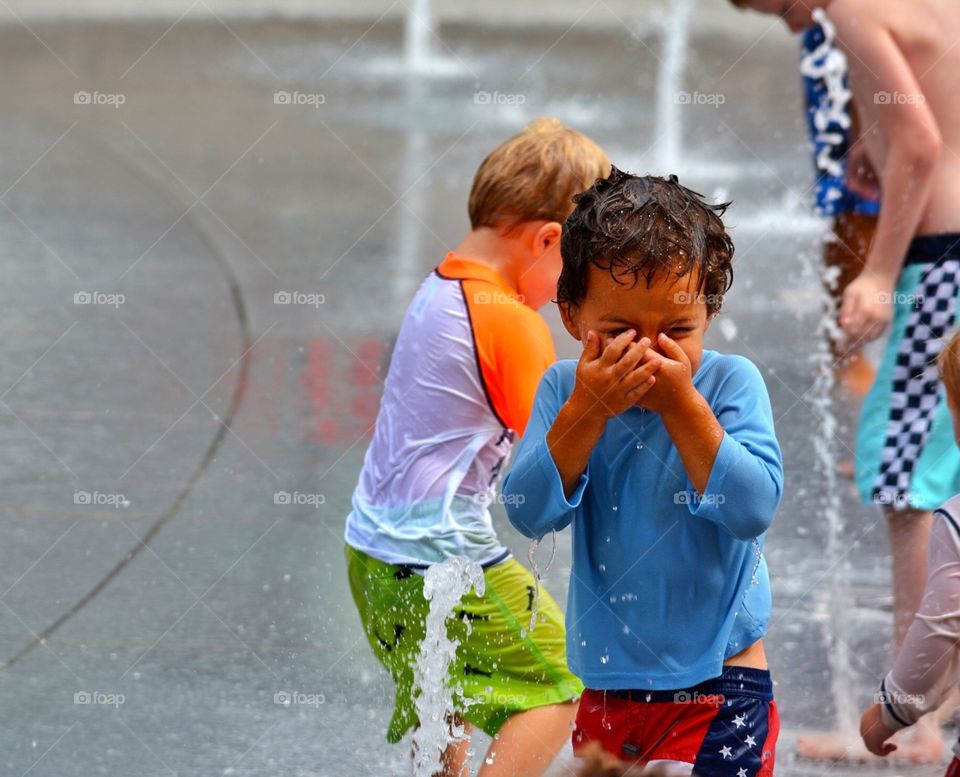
502, 349, 784, 691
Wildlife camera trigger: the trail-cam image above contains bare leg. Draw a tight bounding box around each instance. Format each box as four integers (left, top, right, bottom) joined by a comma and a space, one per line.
835, 350, 876, 396
888, 508, 932, 648
477, 701, 578, 777
410, 717, 475, 777
441, 718, 474, 777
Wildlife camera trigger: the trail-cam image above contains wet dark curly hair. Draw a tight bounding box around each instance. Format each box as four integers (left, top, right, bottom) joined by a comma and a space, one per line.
557, 167, 735, 317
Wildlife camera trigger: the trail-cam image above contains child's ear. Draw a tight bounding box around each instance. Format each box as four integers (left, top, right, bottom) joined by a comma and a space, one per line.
558, 301, 582, 341
533, 221, 563, 257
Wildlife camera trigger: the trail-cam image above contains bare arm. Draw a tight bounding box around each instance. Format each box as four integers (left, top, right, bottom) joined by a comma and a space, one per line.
661, 389, 724, 496
833, 2, 943, 340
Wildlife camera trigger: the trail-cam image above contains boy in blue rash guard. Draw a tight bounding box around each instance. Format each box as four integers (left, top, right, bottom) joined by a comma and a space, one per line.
503, 168, 784, 775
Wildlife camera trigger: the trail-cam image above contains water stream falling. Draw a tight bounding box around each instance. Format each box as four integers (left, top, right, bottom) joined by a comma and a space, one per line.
654, 0, 694, 173
411, 557, 486, 777
802, 238, 858, 734
404, 0, 435, 75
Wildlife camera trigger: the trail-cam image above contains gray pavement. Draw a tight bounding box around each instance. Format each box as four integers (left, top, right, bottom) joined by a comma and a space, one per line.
0, 5, 943, 776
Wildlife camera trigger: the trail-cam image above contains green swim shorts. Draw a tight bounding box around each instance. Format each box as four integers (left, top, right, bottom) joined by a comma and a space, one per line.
344, 545, 583, 743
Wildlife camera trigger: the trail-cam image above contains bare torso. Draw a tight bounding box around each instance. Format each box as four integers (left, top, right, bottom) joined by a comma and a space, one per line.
724, 638, 767, 670
843, 0, 960, 235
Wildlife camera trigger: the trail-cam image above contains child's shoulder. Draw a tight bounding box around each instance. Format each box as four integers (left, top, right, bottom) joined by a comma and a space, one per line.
542, 358, 578, 387
826, 0, 881, 18
696, 349, 767, 391
827, 0, 897, 34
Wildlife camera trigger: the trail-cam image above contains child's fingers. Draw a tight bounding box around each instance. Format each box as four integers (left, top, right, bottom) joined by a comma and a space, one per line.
615, 337, 652, 373
638, 344, 667, 365
839, 287, 860, 331
581, 330, 602, 362
625, 372, 657, 402
657, 332, 688, 364
623, 356, 661, 397
599, 329, 637, 367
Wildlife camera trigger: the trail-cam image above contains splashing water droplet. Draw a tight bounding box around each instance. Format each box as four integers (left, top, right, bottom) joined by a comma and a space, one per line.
526, 531, 557, 633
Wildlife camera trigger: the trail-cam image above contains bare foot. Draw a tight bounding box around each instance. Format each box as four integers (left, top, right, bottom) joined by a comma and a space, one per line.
796, 731, 884, 764
796, 726, 945, 766
889, 725, 946, 765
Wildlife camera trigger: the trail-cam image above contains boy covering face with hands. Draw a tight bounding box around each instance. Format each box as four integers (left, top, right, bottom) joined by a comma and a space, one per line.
503, 169, 784, 776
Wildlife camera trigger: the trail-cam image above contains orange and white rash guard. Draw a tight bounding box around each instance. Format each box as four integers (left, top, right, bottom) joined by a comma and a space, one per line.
344, 253, 557, 566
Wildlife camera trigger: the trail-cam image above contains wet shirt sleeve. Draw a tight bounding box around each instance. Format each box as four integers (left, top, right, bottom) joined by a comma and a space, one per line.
680, 356, 784, 540
502, 366, 587, 539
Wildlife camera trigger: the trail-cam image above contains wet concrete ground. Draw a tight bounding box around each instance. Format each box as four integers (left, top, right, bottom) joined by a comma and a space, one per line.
0, 7, 945, 776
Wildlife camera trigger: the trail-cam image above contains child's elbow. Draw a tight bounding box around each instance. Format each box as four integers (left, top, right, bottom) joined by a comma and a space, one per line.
504, 492, 563, 540
914, 133, 942, 177
503, 498, 534, 538
730, 510, 775, 540
502, 481, 536, 538
729, 469, 782, 539
895, 128, 942, 177
507, 513, 541, 540
505, 501, 546, 539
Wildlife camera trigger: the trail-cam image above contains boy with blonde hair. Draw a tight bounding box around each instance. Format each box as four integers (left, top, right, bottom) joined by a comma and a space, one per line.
345, 118, 610, 776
